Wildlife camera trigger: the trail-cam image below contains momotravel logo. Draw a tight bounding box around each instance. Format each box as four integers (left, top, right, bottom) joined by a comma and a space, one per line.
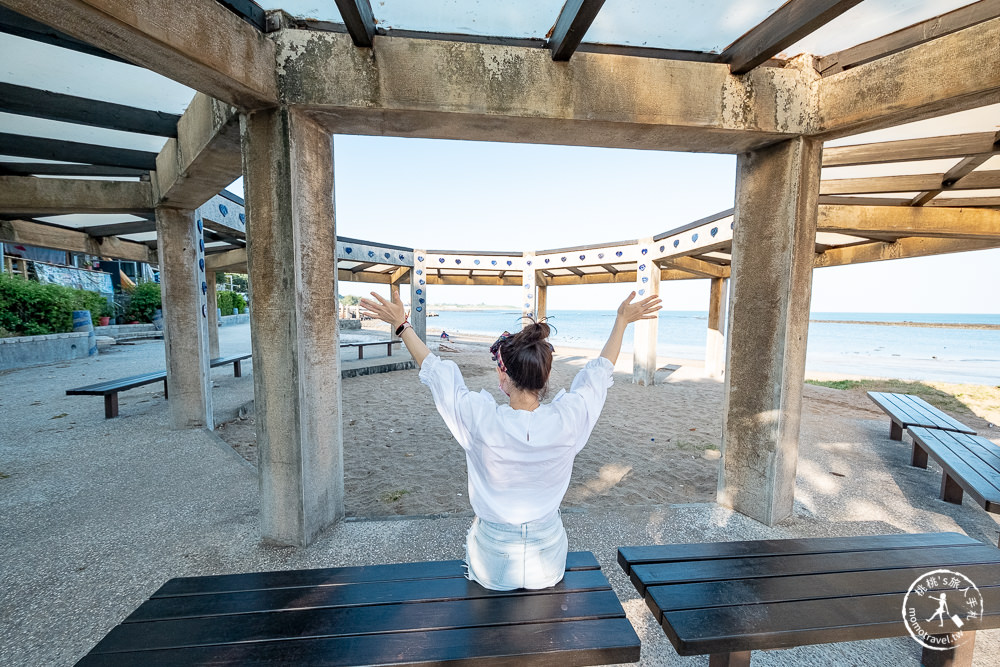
902, 569, 983, 651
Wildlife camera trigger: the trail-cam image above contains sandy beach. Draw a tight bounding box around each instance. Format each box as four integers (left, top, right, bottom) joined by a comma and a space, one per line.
218, 324, 1000, 519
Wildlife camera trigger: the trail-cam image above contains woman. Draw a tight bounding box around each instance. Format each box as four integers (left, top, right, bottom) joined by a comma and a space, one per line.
359, 289, 661, 590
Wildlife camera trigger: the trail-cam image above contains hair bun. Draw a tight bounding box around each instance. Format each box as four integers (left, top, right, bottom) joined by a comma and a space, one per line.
515, 319, 554, 344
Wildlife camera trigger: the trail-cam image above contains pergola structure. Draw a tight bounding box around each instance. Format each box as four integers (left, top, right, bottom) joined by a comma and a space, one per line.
1, 0, 999, 546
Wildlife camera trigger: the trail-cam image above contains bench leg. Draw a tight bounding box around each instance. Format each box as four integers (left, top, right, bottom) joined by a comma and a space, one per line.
387, 342, 392, 356
234, 360, 242, 378
941, 474, 964, 505
709, 652, 750, 667
163, 380, 168, 400
104, 393, 119, 419
911, 442, 929, 468
921, 631, 975, 667
890, 420, 903, 441
358, 346, 364, 360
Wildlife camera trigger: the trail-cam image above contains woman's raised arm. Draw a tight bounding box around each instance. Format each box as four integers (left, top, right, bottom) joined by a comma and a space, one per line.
359, 288, 432, 367
600, 291, 662, 365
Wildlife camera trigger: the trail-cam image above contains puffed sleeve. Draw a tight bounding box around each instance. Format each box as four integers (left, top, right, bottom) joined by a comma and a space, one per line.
554, 356, 615, 451
418, 353, 490, 451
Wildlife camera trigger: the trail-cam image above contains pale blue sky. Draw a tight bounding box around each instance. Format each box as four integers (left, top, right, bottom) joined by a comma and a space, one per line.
234, 135, 999, 314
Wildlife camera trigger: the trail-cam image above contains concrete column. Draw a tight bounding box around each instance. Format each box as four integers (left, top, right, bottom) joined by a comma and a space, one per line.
535, 276, 547, 322
241, 107, 343, 546
155, 206, 213, 429
718, 136, 822, 526
520, 252, 536, 327
411, 253, 428, 343
632, 240, 660, 385
206, 274, 220, 358
705, 277, 727, 378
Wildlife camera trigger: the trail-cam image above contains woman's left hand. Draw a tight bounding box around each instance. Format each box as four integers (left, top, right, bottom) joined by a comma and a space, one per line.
359, 289, 408, 329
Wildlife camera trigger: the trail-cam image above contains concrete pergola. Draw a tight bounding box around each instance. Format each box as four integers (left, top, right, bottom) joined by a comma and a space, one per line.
1, 0, 999, 546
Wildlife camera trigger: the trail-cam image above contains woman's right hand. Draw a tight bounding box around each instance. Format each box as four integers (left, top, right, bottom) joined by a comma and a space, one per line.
617, 291, 662, 324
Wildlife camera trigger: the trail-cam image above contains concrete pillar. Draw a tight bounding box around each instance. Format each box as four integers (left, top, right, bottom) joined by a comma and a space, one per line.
411, 253, 428, 343
241, 107, 343, 546
155, 206, 213, 429
535, 276, 547, 322
632, 240, 660, 385
718, 136, 821, 526
206, 274, 220, 358
520, 252, 536, 327
705, 277, 727, 378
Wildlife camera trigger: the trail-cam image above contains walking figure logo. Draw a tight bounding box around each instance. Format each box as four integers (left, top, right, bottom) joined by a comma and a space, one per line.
902, 569, 983, 651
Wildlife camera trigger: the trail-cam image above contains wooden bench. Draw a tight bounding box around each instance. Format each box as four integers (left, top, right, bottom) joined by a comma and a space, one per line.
618, 532, 1000, 666
341, 340, 401, 360
74, 551, 640, 666
66, 354, 252, 418
908, 426, 1000, 521
867, 391, 975, 441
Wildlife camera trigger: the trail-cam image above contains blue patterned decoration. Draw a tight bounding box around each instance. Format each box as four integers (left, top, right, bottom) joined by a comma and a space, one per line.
598, 253, 604, 259
638, 289, 645, 295
455, 259, 461, 265
615, 251, 623, 257
491, 260, 497, 266
219, 204, 228, 216
641, 248, 648, 255
418, 298, 424, 304
692, 234, 698, 242
673, 240, 679, 247
345, 247, 352, 254
642, 277, 648, 283
474, 259, 480, 265
384, 252, 390, 259
239, 213, 245, 224
710, 227, 718, 237
416, 306, 423, 312
639, 264, 645, 271
439, 258, 445, 263
417, 256, 424, 262
368, 250, 375, 258
419, 279, 424, 285
416, 289, 422, 295
416, 269, 422, 275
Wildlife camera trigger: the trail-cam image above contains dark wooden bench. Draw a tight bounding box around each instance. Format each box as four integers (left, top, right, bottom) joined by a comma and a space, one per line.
619, 532, 1000, 666
341, 340, 401, 359
908, 426, 1000, 522
66, 354, 252, 418
74, 551, 640, 666
867, 391, 975, 441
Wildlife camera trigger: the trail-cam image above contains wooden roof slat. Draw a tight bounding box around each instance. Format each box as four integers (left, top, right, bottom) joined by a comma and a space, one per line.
0, 163, 147, 178
822, 132, 1000, 167
721, 0, 863, 74
0, 132, 158, 170
0, 6, 126, 62
549, 0, 607, 62
334, 0, 377, 47
910, 154, 995, 206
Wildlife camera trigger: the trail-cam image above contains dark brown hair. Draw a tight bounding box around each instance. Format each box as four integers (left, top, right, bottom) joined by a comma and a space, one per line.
497, 318, 555, 397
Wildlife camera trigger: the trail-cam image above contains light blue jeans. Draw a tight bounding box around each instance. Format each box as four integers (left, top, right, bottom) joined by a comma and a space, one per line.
464, 510, 568, 591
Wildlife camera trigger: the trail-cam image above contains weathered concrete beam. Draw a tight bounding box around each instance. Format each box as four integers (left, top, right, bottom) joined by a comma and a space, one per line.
815, 236, 1000, 268
818, 205, 1000, 240
0, 0, 278, 109
817, 16, 1000, 139
277, 31, 819, 153
0, 176, 152, 216
154, 94, 243, 209
0, 218, 156, 263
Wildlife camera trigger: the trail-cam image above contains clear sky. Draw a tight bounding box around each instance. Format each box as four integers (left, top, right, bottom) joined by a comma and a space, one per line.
287, 135, 996, 315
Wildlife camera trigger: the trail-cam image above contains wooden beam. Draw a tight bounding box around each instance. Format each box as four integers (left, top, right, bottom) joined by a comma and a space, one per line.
817, 204, 1000, 241
83, 219, 156, 237
0, 176, 153, 216
818, 0, 1000, 75
661, 255, 731, 279
0, 5, 125, 62
0, 163, 146, 178
338, 269, 392, 284
205, 246, 247, 271
822, 132, 1000, 167
389, 266, 410, 284
722, 0, 862, 74
334, 0, 376, 47
927, 197, 1000, 208
0, 0, 278, 109
910, 154, 995, 206
424, 274, 522, 287
201, 217, 246, 241
349, 262, 377, 273
817, 16, 1000, 139
0, 83, 180, 136
0, 132, 157, 170
818, 195, 914, 207
154, 94, 242, 210
821, 171, 1000, 195
815, 236, 1000, 268
282, 30, 816, 154
0, 218, 156, 263
548, 0, 607, 62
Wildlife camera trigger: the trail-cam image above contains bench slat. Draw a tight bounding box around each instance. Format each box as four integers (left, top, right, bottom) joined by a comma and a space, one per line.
646, 562, 1000, 619
867, 391, 974, 434
66, 371, 166, 395
629, 544, 1000, 594
153, 551, 600, 598
662, 586, 1000, 656
897, 394, 969, 432
210, 354, 251, 367
909, 427, 1000, 510
129, 569, 612, 623
616, 531, 977, 574
869, 392, 925, 424
76, 617, 641, 667
96, 589, 624, 654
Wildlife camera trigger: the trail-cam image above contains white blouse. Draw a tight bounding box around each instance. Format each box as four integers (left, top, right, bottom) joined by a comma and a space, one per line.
418, 353, 615, 524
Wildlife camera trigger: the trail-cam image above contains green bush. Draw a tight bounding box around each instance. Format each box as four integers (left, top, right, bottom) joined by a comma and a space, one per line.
0, 273, 107, 335
217, 290, 247, 315
124, 281, 161, 323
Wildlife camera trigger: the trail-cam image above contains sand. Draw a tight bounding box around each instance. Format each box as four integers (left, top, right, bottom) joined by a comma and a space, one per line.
215, 327, 998, 519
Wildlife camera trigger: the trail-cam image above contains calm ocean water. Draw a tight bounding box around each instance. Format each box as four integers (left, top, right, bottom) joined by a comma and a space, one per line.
427, 310, 1000, 385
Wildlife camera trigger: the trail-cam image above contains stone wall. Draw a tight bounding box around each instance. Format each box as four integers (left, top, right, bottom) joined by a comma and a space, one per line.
0, 332, 92, 371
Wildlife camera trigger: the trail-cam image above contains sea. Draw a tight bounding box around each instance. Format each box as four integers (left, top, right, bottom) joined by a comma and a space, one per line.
427, 310, 1000, 386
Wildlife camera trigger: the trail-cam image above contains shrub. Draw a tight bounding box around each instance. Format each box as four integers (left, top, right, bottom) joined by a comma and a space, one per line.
0, 273, 107, 335
217, 290, 247, 314
124, 281, 161, 323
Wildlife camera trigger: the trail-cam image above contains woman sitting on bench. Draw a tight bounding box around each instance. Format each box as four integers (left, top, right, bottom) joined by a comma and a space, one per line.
360, 289, 660, 590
